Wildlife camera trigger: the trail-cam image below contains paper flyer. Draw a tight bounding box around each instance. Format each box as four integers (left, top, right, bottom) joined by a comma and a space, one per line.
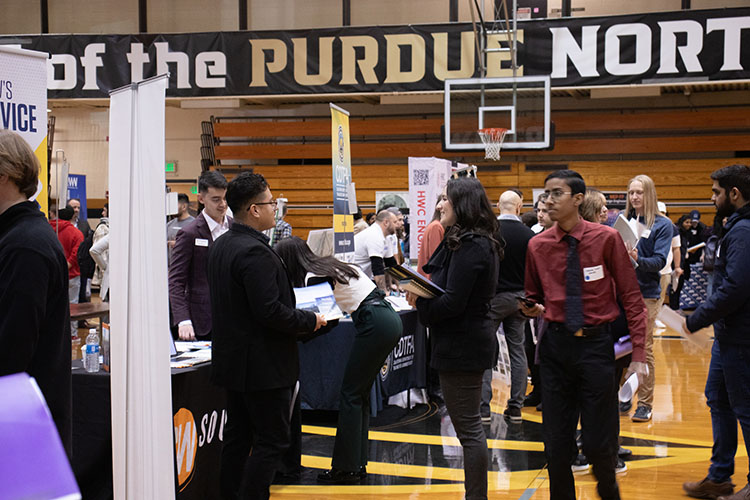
294, 282, 344, 321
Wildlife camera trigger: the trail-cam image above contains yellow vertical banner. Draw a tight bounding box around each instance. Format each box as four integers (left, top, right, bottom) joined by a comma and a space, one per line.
0, 47, 48, 214
330, 104, 354, 254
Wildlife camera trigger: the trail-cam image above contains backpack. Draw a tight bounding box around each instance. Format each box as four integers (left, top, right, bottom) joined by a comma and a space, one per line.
77, 230, 96, 278
703, 234, 719, 273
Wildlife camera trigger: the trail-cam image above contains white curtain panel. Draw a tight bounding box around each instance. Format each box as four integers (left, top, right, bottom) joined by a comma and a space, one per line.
108, 75, 175, 500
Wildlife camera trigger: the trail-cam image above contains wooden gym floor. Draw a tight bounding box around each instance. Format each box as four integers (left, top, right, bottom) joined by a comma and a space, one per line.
273, 323, 747, 500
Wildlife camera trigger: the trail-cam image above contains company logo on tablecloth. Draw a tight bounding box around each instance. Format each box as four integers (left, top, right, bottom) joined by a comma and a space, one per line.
174, 408, 198, 489
380, 352, 392, 381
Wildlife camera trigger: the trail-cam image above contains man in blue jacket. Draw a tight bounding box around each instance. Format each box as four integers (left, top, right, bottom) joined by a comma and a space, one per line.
682, 164, 750, 500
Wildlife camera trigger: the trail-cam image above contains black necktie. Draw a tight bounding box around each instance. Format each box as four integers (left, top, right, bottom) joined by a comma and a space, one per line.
564, 234, 584, 333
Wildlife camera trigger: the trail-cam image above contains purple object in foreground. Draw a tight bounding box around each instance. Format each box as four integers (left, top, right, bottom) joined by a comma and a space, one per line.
0, 372, 81, 500
614, 335, 633, 360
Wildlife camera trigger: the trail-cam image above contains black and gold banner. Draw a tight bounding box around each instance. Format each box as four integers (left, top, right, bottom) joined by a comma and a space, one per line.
2, 7, 748, 98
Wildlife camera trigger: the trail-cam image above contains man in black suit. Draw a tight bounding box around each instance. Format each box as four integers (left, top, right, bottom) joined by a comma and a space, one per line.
208, 172, 326, 500
169, 170, 230, 340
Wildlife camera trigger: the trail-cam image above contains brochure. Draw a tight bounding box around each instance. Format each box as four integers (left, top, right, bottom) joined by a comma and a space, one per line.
385, 294, 413, 311
614, 213, 642, 251
657, 306, 713, 349
386, 263, 445, 299
293, 282, 344, 321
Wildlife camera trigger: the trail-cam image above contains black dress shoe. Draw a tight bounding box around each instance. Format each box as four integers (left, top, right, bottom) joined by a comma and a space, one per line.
524, 392, 542, 407
273, 471, 301, 484
618, 446, 633, 459
317, 468, 363, 485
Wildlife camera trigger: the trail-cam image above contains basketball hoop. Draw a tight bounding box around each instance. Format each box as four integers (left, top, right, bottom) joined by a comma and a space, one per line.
478, 128, 508, 161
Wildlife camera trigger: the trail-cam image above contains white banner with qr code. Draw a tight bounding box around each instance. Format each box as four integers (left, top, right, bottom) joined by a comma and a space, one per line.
408, 157, 452, 262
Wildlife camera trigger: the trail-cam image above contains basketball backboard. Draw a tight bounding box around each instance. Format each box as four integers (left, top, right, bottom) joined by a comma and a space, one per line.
443, 75, 552, 152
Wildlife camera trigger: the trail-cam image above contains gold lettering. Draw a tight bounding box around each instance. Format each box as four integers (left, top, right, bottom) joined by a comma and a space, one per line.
249, 39, 287, 87
432, 32, 475, 80
384, 34, 426, 84
292, 37, 334, 86
340, 36, 379, 85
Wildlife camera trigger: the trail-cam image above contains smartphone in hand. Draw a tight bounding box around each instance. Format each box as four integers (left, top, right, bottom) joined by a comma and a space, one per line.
517, 296, 537, 309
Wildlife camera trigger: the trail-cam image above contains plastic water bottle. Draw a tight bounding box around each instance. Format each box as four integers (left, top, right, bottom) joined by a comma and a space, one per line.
85, 328, 100, 373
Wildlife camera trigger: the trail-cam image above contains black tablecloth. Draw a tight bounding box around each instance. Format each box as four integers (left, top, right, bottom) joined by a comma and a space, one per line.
71, 311, 425, 499
71, 361, 226, 500
298, 309, 426, 413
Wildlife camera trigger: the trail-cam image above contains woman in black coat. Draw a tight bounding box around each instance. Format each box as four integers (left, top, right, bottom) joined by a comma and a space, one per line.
406, 176, 501, 500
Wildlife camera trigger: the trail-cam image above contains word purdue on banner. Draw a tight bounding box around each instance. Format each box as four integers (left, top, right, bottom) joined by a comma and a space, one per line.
0, 47, 48, 213
1, 7, 748, 98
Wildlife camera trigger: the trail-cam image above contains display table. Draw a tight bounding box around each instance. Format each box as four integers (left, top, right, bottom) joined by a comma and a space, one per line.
298, 309, 426, 413
70, 302, 110, 331
71, 311, 426, 498
71, 361, 225, 500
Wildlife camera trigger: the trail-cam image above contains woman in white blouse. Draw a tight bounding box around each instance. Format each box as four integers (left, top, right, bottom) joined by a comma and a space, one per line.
275, 236, 402, 485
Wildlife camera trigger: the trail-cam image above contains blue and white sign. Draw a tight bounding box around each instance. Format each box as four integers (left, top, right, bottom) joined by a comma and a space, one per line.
67, 174, 87, 219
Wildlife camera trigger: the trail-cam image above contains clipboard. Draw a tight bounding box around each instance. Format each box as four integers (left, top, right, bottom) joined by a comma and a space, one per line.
386, 264, 445, 299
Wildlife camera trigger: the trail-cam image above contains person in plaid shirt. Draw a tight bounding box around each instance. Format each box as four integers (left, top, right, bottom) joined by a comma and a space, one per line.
271, 204, 292, 247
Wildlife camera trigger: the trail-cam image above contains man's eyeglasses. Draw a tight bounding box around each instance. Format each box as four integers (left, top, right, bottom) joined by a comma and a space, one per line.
249, 199, 278, 210
544, 189, 573, 200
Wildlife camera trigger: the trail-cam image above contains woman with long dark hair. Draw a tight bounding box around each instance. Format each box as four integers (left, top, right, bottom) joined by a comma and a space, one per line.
274, 236, 403, 484
406, 176, 501, 500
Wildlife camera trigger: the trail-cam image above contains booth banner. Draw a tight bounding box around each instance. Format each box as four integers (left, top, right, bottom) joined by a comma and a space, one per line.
1, 7, 748, 98
408, 157, 451, 262
67, 174, 87, 218
379, 312, 426, 397
0, 47, 48, 213
331, 104, 354, 255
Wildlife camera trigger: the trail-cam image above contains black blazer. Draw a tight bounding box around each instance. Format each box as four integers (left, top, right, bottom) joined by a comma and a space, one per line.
207, 222, 317, 392
416, 232, 499, 372
169, 214, 232, 336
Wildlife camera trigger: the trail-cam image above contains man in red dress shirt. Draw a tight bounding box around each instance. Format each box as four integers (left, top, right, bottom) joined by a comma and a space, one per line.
521, 169, 648, 500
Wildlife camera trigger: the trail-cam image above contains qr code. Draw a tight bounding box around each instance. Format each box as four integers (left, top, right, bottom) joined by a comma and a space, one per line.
413, 169, 429, 186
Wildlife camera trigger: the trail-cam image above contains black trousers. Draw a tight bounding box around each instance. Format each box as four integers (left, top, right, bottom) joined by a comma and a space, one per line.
440, 370, 488, 500
220, 386, 293, 500
540, 328, 620, 500
331, 298, 402, 471
525, 321, 540, 392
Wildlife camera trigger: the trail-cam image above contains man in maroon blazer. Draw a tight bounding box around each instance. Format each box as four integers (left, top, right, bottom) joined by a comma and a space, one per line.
169, 171, 231, 340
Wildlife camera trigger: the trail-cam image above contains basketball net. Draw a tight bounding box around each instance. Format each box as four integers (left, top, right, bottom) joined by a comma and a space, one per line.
478, 128, 508, 161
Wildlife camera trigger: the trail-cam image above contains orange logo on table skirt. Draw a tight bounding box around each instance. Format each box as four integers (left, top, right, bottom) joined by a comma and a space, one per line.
174, 408, 198, 489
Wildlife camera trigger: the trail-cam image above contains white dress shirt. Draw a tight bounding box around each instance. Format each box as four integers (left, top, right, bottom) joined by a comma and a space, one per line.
203, 211, 229, 241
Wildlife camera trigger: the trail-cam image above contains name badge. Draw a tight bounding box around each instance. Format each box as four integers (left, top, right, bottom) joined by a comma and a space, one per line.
641, 229, 651, 239
195, 238, 209, 247
583, 265, 605, 282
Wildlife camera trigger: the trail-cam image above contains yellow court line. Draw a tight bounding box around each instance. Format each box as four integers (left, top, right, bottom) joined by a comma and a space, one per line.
299, 455, 553, 492
303, 425, 546, 451
302, 425, 718, 456
272, 483, 466, 495
286, 446, 715, 495
618, 430, 715, 447
517, 411, 717, 448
